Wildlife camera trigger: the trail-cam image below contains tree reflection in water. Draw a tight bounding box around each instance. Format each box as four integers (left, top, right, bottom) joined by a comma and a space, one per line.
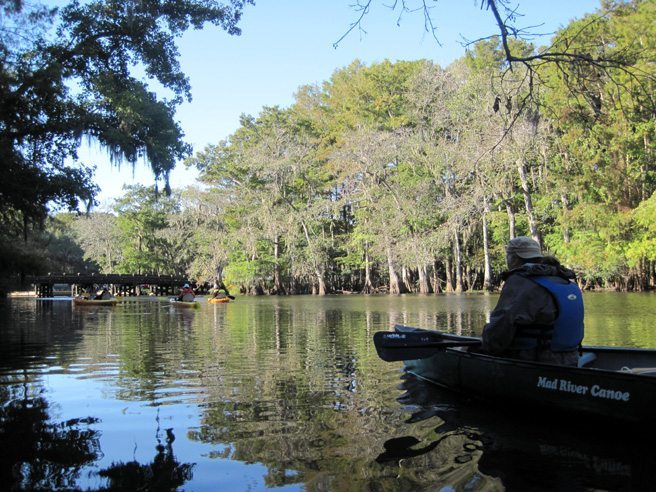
379, 373, 656, 491
0, 383, 101, 490
0, 381, 194, 490
97, 411, 195, 491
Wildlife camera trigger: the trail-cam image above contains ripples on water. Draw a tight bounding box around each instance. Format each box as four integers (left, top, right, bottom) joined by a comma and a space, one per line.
0, 292, 655, 490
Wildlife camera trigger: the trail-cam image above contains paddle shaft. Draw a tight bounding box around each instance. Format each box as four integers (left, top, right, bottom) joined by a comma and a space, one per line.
382, 340, 482, 349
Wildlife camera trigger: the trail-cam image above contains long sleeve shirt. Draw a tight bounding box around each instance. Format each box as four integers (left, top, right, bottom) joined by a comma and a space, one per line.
482, 263, 577, 356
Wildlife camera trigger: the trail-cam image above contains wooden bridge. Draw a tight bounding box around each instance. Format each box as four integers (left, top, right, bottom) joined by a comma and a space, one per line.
26, 273, 209, 298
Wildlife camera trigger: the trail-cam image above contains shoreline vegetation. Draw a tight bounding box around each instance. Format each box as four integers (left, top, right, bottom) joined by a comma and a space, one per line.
2, 2, 655, 296
8, 286, 656, 300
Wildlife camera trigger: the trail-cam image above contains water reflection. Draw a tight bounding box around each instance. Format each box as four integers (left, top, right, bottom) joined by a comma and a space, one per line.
388, 374, 654, 491
97, 413, 194, 490
0, 384, 101, 490
1, 293, 656, 490
0, 384, 193, 491
583, 292, 656, 347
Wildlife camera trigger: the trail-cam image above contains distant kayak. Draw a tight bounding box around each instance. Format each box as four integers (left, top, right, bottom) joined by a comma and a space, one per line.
169, 299, 200, 309
208, 297, 230, 304
73, 297, 118, 306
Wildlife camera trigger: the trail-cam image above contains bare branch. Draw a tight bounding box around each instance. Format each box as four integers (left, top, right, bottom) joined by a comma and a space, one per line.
336, 0, 441, 48
333, 0, 373, 48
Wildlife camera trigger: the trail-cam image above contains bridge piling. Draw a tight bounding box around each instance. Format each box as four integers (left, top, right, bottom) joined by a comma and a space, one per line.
26, 274, 191, 298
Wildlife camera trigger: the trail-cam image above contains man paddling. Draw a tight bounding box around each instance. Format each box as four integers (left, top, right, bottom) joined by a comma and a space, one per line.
481, 236, 584, 366
95, 284, 112, 300
177, 283, 195, 302
210, 281, 231, 300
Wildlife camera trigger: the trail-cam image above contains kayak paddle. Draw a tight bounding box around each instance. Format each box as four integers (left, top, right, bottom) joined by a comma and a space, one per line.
373, 330, 481, 362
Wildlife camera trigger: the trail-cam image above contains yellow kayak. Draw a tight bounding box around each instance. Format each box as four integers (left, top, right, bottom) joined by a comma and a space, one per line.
169, 299, 200, 309
73, 297, 118, 306
208, 297, 230, 304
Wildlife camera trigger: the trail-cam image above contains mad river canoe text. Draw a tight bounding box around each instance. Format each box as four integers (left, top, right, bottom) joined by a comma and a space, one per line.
537, 376, 630, 401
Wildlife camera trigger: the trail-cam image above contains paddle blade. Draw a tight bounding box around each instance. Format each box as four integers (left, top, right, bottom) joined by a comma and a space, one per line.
376, 345, 443, 362
375, 330, 443, 348
373, 331, 481, 362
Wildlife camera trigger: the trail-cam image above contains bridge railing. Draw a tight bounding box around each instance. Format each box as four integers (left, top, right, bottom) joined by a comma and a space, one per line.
26, 273, 189, 285
25, 273, 207, 297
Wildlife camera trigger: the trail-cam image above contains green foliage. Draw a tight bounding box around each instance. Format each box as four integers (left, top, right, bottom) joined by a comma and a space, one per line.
0, 0, 252, 282
187, 11, 656, 293
626, 192, 656, 263
18, 1, 656, 294
544, 203, 632, 282
321, 59, 423, 134
538, 0, 656, 210
0, 211, 94, 293
112, 185, 182, 274
72, 212, 121, 273
41, 213, 97, 274
224, 252, 265, 287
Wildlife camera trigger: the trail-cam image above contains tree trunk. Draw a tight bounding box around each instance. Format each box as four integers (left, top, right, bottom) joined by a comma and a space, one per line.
137, 234, 143, 275
560, 194, 571, 244
386, 245, 402, 295
517, 158, 540, 242
453, 230, 463, 293
445, 256, 454, 293
300, 219, 327, 295
417, 264, 432, 294
504, 198, 516, 239
272, 235, 286, 295
361, 245, 374, 294
466, 266, 479, 292
643, 132, 651, 201
315, 275, 327, 295
482, 200, 493, 292
402, 266, 413, 293
432, 261, 442, 294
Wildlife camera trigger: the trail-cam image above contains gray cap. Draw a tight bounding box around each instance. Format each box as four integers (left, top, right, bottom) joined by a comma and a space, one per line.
506, 236, 543, 259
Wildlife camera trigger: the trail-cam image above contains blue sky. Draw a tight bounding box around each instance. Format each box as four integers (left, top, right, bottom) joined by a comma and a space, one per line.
91, 0, 602, 204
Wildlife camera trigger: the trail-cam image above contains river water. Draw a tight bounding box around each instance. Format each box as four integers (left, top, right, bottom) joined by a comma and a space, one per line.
1, 293, 655, 491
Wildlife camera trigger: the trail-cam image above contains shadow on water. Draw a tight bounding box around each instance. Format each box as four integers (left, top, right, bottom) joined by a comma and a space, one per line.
96, 411, 195, 491
379, 373, 654, 491
0, 382, 194, 491
0, 389, 101, 489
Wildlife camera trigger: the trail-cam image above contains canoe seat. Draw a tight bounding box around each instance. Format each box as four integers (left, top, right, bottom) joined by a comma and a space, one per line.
577, 352, 597, 368
620, 367, 656, 377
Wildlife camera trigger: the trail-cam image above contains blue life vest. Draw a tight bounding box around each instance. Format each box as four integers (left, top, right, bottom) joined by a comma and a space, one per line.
513, 276, 584, 352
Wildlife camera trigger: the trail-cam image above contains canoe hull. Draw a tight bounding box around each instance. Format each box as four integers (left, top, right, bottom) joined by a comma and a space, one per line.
395, 326, 656, 423
73, 297, 118, 306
